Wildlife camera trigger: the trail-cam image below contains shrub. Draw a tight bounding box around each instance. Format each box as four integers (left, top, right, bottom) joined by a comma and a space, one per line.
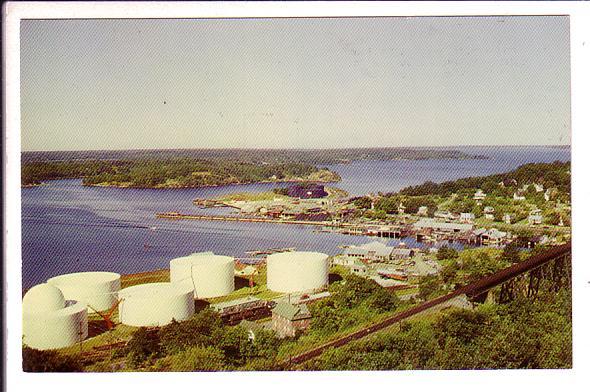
22, 347, 83, 372
125, 327, 162, 368
166, 346, 226, 372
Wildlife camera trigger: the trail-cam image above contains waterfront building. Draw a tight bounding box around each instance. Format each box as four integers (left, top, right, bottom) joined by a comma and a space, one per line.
343, 241, 415, 262
473, 228, 508, 245
413, 218, 473, 233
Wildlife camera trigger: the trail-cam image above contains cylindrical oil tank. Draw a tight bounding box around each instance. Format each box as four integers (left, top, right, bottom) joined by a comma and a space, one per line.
170, 253, 234, 298
47, 271, 121, 313
22, 284, 88, 350
118, 283, 194, 327
267, 251, 329, 293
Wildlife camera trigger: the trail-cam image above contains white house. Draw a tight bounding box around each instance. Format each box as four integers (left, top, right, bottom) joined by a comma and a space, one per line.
483, 206, 495, 220
513, 192, 526, 201
473, 189, 486, 205
460, 212, 475, 223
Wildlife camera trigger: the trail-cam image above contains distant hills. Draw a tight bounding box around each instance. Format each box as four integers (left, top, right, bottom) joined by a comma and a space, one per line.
21, 147, 486, 165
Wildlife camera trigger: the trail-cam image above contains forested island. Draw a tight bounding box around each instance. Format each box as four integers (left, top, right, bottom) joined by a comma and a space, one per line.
21, 147, 484, 188
22, 159, 341, 188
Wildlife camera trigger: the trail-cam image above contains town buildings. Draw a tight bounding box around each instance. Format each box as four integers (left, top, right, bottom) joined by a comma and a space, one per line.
343, 241, 415, 262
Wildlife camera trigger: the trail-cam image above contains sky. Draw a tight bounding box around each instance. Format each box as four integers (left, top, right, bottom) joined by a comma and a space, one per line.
20, 16, 570, 151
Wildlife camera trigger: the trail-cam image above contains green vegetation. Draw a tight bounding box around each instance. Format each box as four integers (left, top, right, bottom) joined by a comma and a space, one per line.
352, 194, 439, 216
436, 248, 509, 292
415, 247, 514, 301
22, 158, 340, 188
22, 147, 484, 167
302, 288, 572, 370
398, 161, 570, 198
436, 246, 459, 261
120, 269, 170, 289
216, 191, 285, 202
348, 162, 571, 232
114, 309, 281, 371
22, 347, 83, 372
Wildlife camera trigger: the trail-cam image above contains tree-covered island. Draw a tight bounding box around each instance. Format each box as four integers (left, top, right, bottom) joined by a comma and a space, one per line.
21, 147, 484, 188
21, 159, 341, 188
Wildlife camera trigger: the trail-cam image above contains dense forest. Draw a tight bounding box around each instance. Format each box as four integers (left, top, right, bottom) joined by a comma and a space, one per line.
21, 159, 340, 188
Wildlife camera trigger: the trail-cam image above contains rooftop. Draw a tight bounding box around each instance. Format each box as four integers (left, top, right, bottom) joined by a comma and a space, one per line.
272, 302, 312, 321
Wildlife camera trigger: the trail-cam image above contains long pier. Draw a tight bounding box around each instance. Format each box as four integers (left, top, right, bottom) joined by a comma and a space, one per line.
156, 212, 409, 238
156, 212, 342, 226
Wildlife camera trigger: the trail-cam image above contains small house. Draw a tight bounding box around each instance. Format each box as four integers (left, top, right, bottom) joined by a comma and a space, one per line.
513, 192, 526, 201
460, 212, 475, 223
351, 260, 368, 275
398, 203, 406, 214
417, 206, 429, 216
473, 189, 486, 205
271, 302, 312, 338
503, 214, 512, 224
483, 206, 495, 220
528, 213, 543, 225
434, 210, 457, 221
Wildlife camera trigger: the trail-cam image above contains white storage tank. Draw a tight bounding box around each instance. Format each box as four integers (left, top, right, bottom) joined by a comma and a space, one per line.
267, 251, 329, 293
47, 271, 121, 313
118, 283, 194, 327
170, 253, 234, 298
22, 284, 88, 350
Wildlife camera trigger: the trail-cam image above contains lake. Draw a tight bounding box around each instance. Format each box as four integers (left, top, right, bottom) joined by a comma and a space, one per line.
22, 146, 570, 287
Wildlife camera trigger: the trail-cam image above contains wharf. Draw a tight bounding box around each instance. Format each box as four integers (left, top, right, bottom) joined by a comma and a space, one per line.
156, 212, 343, 227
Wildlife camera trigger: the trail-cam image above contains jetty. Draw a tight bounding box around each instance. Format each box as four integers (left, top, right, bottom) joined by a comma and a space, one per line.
156, 211, 343, 227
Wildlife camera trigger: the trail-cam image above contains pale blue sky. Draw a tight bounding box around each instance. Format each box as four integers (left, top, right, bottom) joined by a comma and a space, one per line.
20, 16, 570, 151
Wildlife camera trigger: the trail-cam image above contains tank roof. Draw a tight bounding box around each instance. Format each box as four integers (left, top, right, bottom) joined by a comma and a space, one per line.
23, 284, 65, 313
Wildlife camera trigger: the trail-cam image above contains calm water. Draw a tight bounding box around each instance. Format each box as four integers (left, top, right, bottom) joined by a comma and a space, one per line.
22, 146, 570, 287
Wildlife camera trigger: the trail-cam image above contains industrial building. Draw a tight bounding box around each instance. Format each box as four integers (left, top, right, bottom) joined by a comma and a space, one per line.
267, 251, 329, 293
170, 252, 235, 298
210, 296, 270, 324
344, 241, 415, 262
118, 283, 194, 327
22, 283, 88, 350
47, 271, 121, 313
